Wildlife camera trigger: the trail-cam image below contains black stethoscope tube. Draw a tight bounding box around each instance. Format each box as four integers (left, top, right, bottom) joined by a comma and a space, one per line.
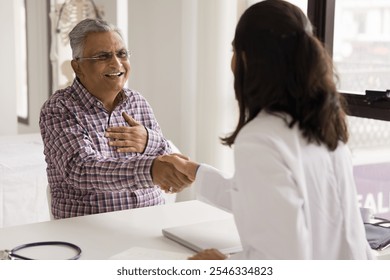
8, 241, 81, 260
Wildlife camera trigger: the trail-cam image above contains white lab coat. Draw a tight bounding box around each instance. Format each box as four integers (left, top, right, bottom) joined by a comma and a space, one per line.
194, 111, 373, 259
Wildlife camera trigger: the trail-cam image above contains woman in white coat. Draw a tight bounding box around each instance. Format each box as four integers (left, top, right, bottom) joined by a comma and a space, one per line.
162, 0, 372, 259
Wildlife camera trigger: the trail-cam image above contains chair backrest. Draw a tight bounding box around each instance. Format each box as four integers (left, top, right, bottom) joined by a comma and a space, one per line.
46, 185, 55, 220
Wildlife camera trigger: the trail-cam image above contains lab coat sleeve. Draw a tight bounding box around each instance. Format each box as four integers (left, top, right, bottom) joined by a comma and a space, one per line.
231, 137, 311, 259
194, 164, 233, 213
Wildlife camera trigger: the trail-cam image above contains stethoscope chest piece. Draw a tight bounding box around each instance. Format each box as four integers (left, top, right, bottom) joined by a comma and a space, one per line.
0, 250, 11, 260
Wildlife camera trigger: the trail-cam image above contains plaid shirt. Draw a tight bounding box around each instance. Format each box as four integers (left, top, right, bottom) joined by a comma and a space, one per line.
40, 79, 171, 219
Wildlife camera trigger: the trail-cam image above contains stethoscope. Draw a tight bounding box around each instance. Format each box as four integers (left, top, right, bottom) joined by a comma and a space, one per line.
0, 241, 82, 260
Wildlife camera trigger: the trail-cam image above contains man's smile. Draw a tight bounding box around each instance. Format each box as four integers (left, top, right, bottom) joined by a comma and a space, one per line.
104, 72, 125, 78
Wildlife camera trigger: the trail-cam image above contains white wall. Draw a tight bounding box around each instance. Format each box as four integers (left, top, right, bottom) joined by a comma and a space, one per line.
128, 0, 184, 150
95, 0, 128, 43
127, 0, 238, 201
194, 0, 237, 172
128, 0, 237, 174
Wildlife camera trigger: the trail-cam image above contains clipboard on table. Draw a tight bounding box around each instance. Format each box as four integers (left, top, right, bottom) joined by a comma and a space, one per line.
162, 218, 242, 255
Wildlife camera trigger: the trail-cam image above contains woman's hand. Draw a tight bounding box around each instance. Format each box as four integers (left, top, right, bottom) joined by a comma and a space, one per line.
188, 249, 227, 260
159, 154, 199, 181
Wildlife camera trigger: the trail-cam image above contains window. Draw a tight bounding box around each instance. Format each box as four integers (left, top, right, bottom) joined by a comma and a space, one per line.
16, 0, 29, 124
246, 0, 307, 14
331, 1, 390, 166
309, 0, 390, 216
333, 1, 390, 93
245, 1, 390, 161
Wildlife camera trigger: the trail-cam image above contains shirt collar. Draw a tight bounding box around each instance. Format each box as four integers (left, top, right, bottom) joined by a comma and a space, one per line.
71, 78, 129, 110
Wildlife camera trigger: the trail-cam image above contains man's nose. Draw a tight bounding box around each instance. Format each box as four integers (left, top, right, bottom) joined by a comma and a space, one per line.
108, 54, 123, 67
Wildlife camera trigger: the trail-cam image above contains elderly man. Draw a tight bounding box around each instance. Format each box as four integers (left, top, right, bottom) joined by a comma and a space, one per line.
40, 18, 191, 219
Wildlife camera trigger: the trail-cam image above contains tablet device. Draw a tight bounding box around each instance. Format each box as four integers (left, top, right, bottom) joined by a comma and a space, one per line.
162, 218, 242, 255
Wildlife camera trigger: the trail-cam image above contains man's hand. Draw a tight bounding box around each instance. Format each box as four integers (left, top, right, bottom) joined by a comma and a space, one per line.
152, 155, 194, 193
188, 249, 227, 260
159, 154, 199, 181
105, 112, 147, 153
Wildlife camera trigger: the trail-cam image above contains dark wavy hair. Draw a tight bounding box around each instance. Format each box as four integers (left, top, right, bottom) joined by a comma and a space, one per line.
221, 0, 348, 151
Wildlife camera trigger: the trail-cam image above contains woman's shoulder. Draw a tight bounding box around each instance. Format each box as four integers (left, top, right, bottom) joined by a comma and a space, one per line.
237, 111, 294, 142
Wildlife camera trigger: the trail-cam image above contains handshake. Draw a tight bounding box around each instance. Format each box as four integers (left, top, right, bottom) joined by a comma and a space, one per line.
151, 155, 228, 261
151, 154, 200, 193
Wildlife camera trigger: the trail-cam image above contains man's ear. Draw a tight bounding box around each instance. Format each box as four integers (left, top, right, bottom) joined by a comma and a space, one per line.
71, 60, 83, 78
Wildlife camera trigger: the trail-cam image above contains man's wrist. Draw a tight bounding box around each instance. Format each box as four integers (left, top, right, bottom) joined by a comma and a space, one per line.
133, 156, 155, 187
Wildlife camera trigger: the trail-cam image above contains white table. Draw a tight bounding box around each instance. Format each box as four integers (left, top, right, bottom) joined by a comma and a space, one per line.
0, 200, 233, 259
0, 200, 388, 260
0, 134, 50, 228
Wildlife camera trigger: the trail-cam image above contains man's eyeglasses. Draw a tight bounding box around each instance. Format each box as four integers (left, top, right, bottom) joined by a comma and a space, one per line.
76, 49, 131, 62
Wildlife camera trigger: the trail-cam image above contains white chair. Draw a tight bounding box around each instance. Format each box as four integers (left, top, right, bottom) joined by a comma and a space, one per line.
46, 185, 55, 220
